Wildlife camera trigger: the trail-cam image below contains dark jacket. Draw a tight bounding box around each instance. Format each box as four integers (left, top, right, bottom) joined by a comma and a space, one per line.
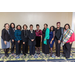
28, 30, 36, 45
21, 30, 28, 42
55, 27, 64, 41
9, 27, 15, 40
1, 29, 10, 41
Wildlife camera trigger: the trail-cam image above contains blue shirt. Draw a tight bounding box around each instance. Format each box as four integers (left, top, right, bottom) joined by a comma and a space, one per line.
15, 30, 22, 41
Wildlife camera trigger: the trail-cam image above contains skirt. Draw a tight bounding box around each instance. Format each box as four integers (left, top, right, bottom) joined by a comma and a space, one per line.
35, 36, 41, 47
1, 38, 10, 49
44, 39, 49, 54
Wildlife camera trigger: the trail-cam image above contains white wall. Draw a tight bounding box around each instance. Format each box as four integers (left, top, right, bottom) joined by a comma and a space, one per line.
0, 12, 73, 49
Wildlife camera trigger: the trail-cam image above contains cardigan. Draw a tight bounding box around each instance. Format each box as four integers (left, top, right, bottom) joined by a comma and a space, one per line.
44, 28, 50, 45
1, 29, 10, 41
15, 30, 22, 41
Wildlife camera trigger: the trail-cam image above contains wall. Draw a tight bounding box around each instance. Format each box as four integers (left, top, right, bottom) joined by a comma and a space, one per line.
0, 12, 73, 48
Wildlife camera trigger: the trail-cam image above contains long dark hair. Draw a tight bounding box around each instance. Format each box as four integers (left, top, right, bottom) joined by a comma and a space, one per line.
64, 23, 70, 29
50, 26, 55, 32
10, 23, 15, 28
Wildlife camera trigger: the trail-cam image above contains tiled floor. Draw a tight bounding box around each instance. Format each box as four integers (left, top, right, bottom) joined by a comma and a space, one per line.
0, 49, 75, 62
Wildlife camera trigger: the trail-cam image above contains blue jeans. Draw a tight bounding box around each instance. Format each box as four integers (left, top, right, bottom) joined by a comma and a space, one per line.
29, 42, 35, 55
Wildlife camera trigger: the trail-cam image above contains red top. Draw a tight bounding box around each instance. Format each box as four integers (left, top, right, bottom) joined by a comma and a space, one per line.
35, 29, 42, 37
66, 32, 75, 43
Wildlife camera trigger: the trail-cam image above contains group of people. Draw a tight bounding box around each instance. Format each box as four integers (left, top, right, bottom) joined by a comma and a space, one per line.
1, 22, 75, 59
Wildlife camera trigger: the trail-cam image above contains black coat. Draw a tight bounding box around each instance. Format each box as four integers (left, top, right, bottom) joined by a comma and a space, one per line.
1, 29, 10, 41
9, 27, 15, 40
28, 30, 36, 45
21, 30, 28, 42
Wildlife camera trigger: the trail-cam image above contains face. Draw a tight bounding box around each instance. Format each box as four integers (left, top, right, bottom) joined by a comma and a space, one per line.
17, 26, 21, 30
57, 23, 60, 28
5, 24, 9, 30
65, 25, 69, 30
44, 25, 47, 29
51, 27, 53, 31
24, 26, 27, 30
11, 24, 14, 28
36, 26, 39, 30
30, 26, 33, 30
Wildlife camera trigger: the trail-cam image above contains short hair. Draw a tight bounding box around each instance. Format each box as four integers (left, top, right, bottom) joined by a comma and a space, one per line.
64, 23, 70, 29
30, 24, 33, 27
56, 22, 61, 25
36, 24, 40, 27
16, 25, 22, 30
44, 23, 48, 27
10, 22, 15, 28
4, 23, 9, 27
23, 24, 28, 29
50, 26, 55, 32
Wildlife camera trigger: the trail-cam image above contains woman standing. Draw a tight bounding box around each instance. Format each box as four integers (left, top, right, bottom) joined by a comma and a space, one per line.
55, 22, 63, 57
15, 25, 22, 56
49, 26, 55, 56
61, 24, 75, 59
35, 24, 42, 54
43, 23, 50, 54
1, 23, 10, 57
9, 23, 15, 54
28, 24, 36, 56
21, 24, 28, 55
42, 28, 46, 53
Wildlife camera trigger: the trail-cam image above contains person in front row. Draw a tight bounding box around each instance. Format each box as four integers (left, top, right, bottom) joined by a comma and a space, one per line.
21, 24, 28, 56
61, 24, 75, 59
43, 23, 50, 55
35, 24, 42, 54
55, 22, 63, 57
49, 26, 55, 57
9, 23, 15, 55
15, 25, 22, 57
28, 24, 36, 56
1, 23, 10, 57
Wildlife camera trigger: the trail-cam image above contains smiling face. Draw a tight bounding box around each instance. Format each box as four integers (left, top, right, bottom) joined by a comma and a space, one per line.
5, 24, 9, 30
24, 25, 27, 30
36, 26, 39, 30
11, 24, 15, 28
30, 26, 33, 30
65, 25, 69, 30
44, 24, 47, 29
51, 26, 53, 31
57, 23, 60, 28
17, 26, 21, 30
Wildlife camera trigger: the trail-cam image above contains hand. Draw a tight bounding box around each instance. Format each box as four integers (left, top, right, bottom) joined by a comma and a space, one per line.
12, 39, 14, 42
44, 39, 46, 41
50, 41, 52, 44
70, 42, 72, 44
18, 40, 20, 43
58, 40, 60, 44
31, 39, 34, 41
23, 42, 25, 44
41, 39, 42, 42
4, 41, 7, 45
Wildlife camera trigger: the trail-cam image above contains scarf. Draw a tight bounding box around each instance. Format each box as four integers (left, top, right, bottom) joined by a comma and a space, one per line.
61, 29, 74, 46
